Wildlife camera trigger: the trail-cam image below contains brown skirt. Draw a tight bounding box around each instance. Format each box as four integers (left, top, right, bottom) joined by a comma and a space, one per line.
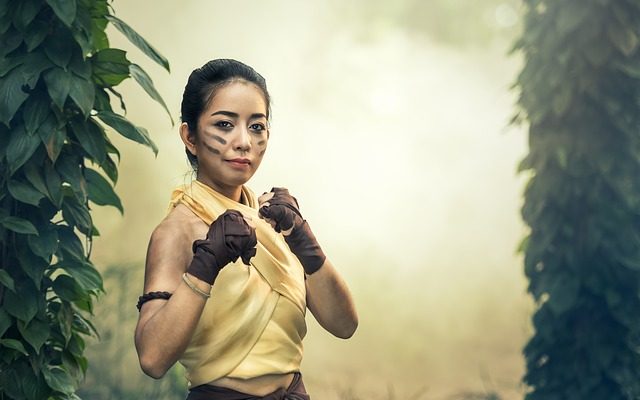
186, 372, 310, 400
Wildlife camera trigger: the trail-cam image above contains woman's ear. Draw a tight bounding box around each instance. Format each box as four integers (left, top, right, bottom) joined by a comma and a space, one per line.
179, 122, 197, 157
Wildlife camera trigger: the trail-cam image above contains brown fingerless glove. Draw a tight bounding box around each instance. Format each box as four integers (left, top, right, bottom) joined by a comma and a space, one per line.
259, 188, 326, 274
187, 209, 257, 284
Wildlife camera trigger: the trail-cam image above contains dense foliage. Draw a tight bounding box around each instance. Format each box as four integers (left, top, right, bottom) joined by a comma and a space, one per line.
514, 0, 640, 398
0, 0, 170, 398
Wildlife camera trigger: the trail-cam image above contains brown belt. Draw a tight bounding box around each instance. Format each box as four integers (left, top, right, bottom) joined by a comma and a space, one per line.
186, 372, 310, 400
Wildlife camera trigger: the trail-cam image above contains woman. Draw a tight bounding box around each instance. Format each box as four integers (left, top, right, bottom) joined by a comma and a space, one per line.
134, 59, 358, 399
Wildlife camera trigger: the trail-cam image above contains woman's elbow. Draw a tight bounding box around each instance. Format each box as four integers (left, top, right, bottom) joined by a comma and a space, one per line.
138, 351, 171, 379
334, 315, 358, 339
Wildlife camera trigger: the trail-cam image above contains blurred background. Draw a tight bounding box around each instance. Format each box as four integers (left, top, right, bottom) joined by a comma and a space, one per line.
78, 1, 531, 399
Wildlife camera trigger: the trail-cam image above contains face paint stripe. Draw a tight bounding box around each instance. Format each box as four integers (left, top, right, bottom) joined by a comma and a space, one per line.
257, 140, 266, 146
259, 149, 266, 156
203, 142, 221, 155
202, 132, 227, 145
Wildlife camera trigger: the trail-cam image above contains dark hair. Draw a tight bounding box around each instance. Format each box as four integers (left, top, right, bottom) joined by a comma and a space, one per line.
180, 59, 271, 168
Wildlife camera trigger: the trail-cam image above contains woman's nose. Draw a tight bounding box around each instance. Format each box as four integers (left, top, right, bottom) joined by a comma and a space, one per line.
234, 127, 251, 152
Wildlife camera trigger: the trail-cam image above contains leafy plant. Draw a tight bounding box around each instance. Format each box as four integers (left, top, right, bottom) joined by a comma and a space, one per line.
514, 0, 640, 398
0, 0, 170, 398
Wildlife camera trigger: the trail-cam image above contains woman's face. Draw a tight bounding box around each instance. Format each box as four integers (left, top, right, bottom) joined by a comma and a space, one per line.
183, 80, 269, 198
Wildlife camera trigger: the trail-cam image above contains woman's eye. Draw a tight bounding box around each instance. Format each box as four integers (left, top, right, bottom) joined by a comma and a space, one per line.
250, 123, 266, 132
215, 121, 233, 129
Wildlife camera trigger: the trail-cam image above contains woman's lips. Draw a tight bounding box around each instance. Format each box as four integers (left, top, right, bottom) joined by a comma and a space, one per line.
226, 158, 251, 169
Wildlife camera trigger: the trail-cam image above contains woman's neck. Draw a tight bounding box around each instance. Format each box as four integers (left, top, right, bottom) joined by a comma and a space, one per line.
195, 176, 242, 203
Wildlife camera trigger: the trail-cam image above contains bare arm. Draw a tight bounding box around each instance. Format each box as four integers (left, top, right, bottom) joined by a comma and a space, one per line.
305, 259, 358, 339
134, 220, 211, 379
258, 188, 358, 339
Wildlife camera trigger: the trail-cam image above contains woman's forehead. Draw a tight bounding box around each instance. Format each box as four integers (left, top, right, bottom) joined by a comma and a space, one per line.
205, 81, 268, 117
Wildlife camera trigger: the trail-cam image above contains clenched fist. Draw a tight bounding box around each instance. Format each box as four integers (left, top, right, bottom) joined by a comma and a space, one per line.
259, 188, 326, 274
187, 209, 257, 284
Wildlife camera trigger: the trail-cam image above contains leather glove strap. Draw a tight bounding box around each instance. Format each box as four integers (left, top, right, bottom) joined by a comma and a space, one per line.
187, 245, 222, 284
284, 220, 326, 275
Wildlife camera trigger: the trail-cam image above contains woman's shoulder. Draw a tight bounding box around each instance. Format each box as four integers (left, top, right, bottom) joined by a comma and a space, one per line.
149, 204, 207, 250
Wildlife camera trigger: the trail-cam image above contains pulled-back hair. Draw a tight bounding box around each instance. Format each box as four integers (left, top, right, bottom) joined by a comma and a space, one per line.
180, 59, 271, 168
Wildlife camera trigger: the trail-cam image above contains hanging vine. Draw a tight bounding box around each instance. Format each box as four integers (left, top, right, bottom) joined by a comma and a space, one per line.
0, 0, 170, 397
514, 0, 640, 398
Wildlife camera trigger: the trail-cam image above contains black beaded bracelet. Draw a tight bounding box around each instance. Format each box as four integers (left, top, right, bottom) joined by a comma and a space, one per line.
136, 291, 172, 311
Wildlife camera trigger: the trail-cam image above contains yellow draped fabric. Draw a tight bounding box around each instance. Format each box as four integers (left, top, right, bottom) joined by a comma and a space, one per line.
169, 181, 307, 387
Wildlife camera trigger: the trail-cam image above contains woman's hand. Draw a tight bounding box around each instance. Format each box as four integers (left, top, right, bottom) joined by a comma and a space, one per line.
258, 188, 326, 274
188, 209, 257, 284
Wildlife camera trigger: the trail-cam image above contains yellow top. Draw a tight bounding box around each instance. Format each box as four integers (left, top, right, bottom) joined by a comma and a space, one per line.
169, 181, 307, 387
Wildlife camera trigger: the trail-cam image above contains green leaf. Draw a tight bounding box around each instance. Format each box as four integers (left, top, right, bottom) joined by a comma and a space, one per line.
69, 74, 95, 116
18, 318, 50, 354
8, 179, 44, 206
46, 0, 77, 27
43, 366, 75, 394
45, 160, 63, 207
73, 313, 98, 337
24, 162, 49, 195
56, 303, 73, 343
0, 66, 30, 125
18, 248, 47, 287
129, 63, 174, 124
92, 48, 130, 86
55, 152, 85, 200
6, 127, 41, 174
68, 333, 85, 356
93, 88, 112, 112
85, 168, 123, 213
101, 154, 118, 184
22, 52, 54, 89
52, 275, 84, 302
44, 29, 74, 68
0, 216, 38, 235
0, 53, 24, 78
70, 26, 91, 57
35, 111, 58, 143
28, 224, 59, 260
24, 19, 49, 51
12, 0, 43, 31
62, 199, 92, 234
44, 67, 72, 110
106, 14, 170, 72
57, 226, 85, 262
20, 368, 49, 400
92, 24, 109, 52
0, 309, 11, 337
97, 110, 157, 154
0, 9, 11, 36
68, 50, 91, 79
70, 118, 106, 164
22, 94, 52, 135
62, 262, 103, 292
1, 26, 22, 54
4, 285, 38, 323
44, 128, 66, 162
0, 269, 15, 291
0, 339, 29, 355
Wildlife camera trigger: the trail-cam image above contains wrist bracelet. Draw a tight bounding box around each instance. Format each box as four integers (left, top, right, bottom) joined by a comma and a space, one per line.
182, 273, 211, 299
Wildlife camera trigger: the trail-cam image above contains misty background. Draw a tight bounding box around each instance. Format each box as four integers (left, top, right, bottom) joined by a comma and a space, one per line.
81, 1, 530, 399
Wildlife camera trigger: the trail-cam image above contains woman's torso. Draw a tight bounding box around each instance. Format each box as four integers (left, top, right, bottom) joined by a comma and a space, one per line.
168, 203, 298, 396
